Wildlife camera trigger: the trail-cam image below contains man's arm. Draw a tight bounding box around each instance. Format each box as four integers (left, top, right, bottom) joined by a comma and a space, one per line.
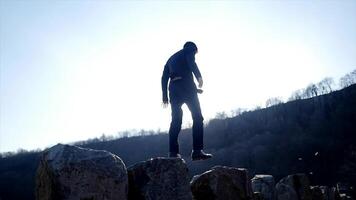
186, 52, 203, 88
161, 63, 169, 103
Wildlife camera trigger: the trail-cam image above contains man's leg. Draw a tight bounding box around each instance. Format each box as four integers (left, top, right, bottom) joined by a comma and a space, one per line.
186, 94, 212, 161
186, 94, 204, 151
169, 101, 183, 154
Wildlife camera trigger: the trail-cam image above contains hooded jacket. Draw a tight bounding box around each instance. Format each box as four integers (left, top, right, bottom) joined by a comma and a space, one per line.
161, 43, 202, 102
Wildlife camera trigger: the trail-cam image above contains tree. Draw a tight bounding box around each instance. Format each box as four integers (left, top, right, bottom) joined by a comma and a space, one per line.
317, 77, 334, 95
16, 148, 29, 155
305, 83, 318, 98
340, 69, 356, 88
231, 108, 246, 117
215, 111, 227, 119
289, 89, 304, 101
265, 97, 283, 107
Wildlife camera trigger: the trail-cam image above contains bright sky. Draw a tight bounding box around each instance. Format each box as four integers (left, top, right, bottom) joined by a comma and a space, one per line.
1, 0, 355, 153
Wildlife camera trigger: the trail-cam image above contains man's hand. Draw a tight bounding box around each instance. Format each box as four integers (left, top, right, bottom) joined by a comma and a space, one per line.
198, 77, 203, 88
162, 101, 169, 108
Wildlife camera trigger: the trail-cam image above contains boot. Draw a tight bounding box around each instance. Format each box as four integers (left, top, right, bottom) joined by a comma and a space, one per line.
168, 152, 182, 158
191, 150, 213, 161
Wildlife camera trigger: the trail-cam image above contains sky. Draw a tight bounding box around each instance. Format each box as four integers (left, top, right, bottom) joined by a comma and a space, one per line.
1, 0, 355, 153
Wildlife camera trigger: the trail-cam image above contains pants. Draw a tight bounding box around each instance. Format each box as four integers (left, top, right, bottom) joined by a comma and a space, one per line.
168, 80, 204, 153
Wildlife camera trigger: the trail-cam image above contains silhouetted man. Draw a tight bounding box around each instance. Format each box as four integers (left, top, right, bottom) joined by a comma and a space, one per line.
161, 41, 213, 161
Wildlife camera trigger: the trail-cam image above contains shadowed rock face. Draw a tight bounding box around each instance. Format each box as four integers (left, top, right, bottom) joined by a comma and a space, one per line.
190, 166, 253, 200
310, 185, 343, 200
127, 157, 192, 200
251, 174, 276, 200
253, 192, 264, 200
328, 186, 341, 200
311, 186, 324, 200
35, 144, 128, 200
275, 174, 312, 200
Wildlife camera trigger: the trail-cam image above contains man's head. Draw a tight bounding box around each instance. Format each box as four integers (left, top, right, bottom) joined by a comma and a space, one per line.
184, 41, 198, 54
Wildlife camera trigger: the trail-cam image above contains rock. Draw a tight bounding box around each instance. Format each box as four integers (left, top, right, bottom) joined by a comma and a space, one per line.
311, 186, 341, 200
127, 157, 192, 200
329, 186, 341, 200
337, 182, 354, 199
337, 183, 350, 195
311, 186, 324, 200
275, 173, 312, 200
35, 144, 128, 200
190, 165, 253, 200
319, 186, 331, 200
339, 193, 354, 200
253, 192, 264, 200
275, 182, 298, 200
251, 174, 275, 200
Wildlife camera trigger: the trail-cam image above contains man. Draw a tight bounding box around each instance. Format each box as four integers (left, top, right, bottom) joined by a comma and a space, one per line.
161, 41, 213, 161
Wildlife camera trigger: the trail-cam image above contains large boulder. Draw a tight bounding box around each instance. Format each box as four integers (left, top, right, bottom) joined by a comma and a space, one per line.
190, 166, 253, 200
127, 157, 192, 200
251, 174, 275, 200
36, 144, 128, 200
275, 173, 312, 200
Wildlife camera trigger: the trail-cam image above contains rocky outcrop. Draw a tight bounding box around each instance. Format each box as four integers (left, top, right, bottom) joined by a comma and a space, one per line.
190, 166, 253, 200
275, 173, 312, 200
35, 144, 351, 200
35, 144, 128, 200
127, 157, 192, 200
251, 174, 276, 200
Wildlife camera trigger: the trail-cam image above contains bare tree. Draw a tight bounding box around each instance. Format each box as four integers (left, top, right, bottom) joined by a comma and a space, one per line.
323, 77, 334, 92
352, 69, 356, 79
304, 84, 318, 98
120, 131, 130, 138
100, 133, 108, 141
215, 111, 227, 119
317, 77, 334, 95
16, 148, 28, 154
311, 84, 318, 96
289, 89, 304, 101
265, 97, 283, 107
339, 69, 356, 88
231, 108, 246, 117
304, 85, 312, 98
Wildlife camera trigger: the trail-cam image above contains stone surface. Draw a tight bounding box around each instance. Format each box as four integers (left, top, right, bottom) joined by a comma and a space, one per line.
319, 186, 331, 200
311, 186, 342, 200
337, 182, 354, 200
275, 173, 312, 200
251, 174, 275, 200
311, 186, 324, 200
127, 157, 192, 200
190, 165, 253, 200
253, 192, 264, 200
330, 187, 342, 200
339, 194, 353, 200
326, 186, 342, 200
36, 144, 128, 200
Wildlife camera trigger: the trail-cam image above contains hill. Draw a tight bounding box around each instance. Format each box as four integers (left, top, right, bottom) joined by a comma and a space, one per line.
1, 84, 355, 200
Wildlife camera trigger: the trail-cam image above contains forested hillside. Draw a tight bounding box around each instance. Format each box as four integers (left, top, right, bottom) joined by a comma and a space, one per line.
1, 83, 355, 200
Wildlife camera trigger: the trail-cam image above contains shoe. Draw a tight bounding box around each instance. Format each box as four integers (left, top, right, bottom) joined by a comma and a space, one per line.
168, 152, 182, 158
191, 150, 213, 161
